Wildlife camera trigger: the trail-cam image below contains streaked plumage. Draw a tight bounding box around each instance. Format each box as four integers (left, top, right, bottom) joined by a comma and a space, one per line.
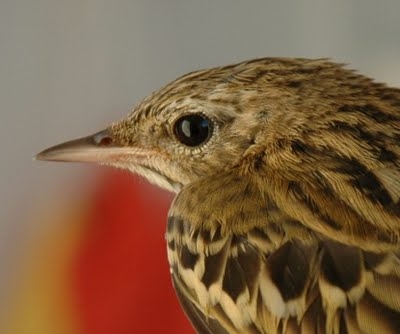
37, 58, 400, 333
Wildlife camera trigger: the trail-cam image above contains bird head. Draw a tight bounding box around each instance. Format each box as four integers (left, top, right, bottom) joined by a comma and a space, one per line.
36, 60, 276, 192
37, 58, 360, 193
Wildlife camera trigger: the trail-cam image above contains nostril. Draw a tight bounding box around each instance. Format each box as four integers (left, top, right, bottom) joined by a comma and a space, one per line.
93, 130, 114, 146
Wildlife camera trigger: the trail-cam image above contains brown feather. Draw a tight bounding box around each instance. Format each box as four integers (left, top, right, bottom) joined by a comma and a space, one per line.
38, 57, 400, 333
115, 58, 400, 333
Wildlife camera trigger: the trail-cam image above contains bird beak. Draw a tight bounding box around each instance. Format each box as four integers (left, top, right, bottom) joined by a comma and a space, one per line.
36, 129, 124, 163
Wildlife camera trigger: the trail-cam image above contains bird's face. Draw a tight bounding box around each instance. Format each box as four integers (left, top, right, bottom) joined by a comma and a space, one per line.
37, 58, 350, 191
37, 65, 266, 192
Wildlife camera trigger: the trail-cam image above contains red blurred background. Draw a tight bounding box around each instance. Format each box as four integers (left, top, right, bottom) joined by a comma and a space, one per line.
3, 169, 193, 334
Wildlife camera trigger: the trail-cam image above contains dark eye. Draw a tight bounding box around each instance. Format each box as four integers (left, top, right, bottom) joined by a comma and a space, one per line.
173, 114, 213, 147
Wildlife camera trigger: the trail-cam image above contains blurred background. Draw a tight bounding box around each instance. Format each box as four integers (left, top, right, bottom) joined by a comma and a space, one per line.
1, 1, 400, 333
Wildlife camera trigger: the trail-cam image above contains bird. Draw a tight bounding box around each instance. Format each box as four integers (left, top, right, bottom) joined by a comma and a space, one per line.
36, 57, 400, 333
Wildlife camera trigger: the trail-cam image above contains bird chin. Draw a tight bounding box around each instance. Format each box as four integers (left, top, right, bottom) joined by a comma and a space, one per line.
105, 161, 182, 193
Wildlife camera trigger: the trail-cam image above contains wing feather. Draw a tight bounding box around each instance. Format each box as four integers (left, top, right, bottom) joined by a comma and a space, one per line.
168, 171, 400, 333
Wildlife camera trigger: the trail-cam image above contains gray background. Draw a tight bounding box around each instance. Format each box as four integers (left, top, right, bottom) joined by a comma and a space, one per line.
1, 0, 400, 319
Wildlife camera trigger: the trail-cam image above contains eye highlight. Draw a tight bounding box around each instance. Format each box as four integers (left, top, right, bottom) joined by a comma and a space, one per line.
173, 114, 213, 147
